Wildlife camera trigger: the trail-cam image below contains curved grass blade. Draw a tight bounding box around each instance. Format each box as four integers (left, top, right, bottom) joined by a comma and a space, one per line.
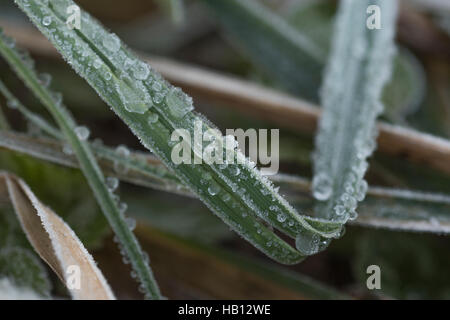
0, 32, 161, 299
312, 0, 398, 222
11, 0, 345, 263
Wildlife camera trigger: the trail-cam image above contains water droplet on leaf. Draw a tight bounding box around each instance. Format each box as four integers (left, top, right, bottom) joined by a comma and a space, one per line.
75, 126, 90, 141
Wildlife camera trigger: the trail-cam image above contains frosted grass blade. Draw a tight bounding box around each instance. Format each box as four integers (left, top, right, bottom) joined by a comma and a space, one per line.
312, 0, 398, 222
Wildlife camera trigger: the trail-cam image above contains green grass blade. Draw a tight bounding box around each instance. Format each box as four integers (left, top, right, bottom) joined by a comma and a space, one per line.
0, 31, 161, 299
10, 0, 348, 263
0, 78, 60, 138
312, 0, 398, 222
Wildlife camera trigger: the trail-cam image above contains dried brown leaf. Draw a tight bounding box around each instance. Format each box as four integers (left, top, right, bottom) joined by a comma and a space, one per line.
0, 172, 115, 300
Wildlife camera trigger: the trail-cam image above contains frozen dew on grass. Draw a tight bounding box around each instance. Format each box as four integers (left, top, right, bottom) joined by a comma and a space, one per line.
102, 33, 121, 53
295, 228, 322, 256
74, 125, 90, 141
131, 61, 150, 80
312, 0, 398, 223
147, 112, 159, 124
42, 16, 52, 26
208, 181, 221, 196
125, 217, 136, 231
62, 142, 74, 155
312, 173, 332, 201
105, 176, 119, 192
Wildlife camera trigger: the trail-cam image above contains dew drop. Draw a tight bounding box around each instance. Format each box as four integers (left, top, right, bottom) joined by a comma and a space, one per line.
341, 193, 357, 211
165, 87, 193, 118
93, 58, 102, 69
52, 92, 63, 106
208, 182, 220, 196
114, 145, 130, 174
152, 92, 164, 104
122, 256, 130, 265
42, 16, 52, 26
131, 61, 149, 80
355, 180, 368, 201
312, 173, 332, 201
221, 193, 231, 202
7, 100, 18, 109
334, 205, 346, 216
152, 81, 162, 92
106, 177, 119, 192
103, 33, 121, 53
276, 213, 286, 223
229, 166, 240, 176
62, 143, 73, 155
119, 202, 128, 214
124, 58, 134, 70
125, 217, 136, 230
116, 145, 130, 157
74, 126, 90, 141
295, 228, 321, 256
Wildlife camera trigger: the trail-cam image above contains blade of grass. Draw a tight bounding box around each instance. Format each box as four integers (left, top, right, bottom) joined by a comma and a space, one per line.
0, 32, 161, 299
11, 0, 345, 263
311, 0, 398, 222
0, 78, 60, 138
